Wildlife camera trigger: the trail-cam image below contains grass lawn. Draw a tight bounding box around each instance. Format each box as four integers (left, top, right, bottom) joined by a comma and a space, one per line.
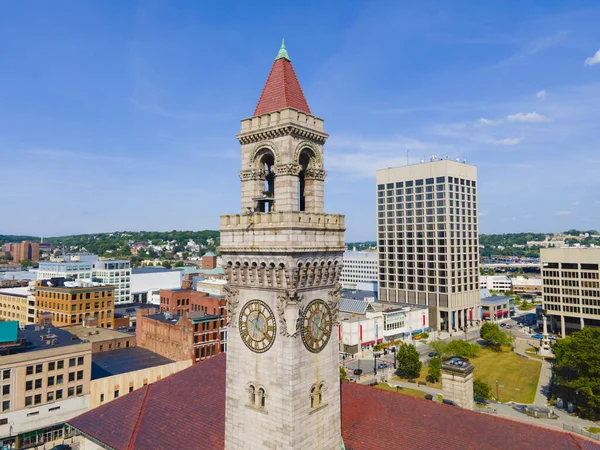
586, 427, 600, 434
472, 347, 541, 403
373, 382, 428, 399
392, 365, 442, 389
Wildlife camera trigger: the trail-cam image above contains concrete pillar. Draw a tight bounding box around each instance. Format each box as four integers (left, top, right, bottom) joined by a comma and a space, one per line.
441, 358, 475, 409
560, 315, 566, 338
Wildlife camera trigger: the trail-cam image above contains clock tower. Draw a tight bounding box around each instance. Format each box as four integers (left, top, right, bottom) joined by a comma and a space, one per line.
221, 41, 345, 450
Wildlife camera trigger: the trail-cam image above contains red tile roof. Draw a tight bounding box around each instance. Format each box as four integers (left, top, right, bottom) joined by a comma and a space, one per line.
253, 58, 311, 116
69, 356, 600, 450
340, 382, 598, 450
69, 354, 225, 450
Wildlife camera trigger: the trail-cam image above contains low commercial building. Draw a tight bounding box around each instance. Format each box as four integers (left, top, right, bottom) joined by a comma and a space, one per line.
541, 248, 600, 337
479, 275, 512, 292
481, 296, 511, 322
62, 325, 136, 353
159, 288, 225, 318
136, 310, 224, 364
130, 267, 182, 304
339, 251, 378, 293
113, 304, 159, 329
511, 276, 542, 295
196, 279, 227, 296
34, 278, 115, 329
0, 322, 92, 449
89, 347, 191, 409
0, 287, 34, 326
338, 296, 431, 355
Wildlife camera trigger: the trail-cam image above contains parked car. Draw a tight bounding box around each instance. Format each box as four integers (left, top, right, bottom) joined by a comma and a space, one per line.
378, 363, 388, 369
500, 323, 506, 327
428, 352, 437, 358
474, 397, 490, 405
531, 334, 544, 339
442, 399, 459, 406
353, 369, 363, 376
548, 335, 557, 340
505, 325, 513, 329
424, 393, 434, 401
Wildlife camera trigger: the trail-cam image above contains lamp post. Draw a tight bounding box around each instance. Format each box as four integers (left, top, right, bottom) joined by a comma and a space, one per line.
391, 346, 397, 370
496, 380, 499, 402
374, 353, 379, 376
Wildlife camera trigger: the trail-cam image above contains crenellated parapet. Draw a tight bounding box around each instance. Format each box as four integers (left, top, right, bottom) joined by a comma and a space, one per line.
237, 108, 328, 145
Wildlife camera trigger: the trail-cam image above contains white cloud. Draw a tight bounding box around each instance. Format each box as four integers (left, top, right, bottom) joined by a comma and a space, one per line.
487, 137, 523, 146
536, 90, 547, 99
571, 201, 580, 206
478, 118, 502, 126
584, 49, 600, 66
555, 210, 572, 216
506, 112, 552, 123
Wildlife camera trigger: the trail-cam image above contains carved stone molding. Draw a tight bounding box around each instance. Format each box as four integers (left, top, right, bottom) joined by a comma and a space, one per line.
224, 285, 240, 326
304, 168, 327, 181
276, 289, 303, 338
239, 168, 266, 181
327, 283, 342, 326
238, 126, 328, 145
273, 163, 302, 177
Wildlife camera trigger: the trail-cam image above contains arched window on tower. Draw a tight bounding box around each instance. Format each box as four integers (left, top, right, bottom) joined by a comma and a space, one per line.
258, 387, 266, 409
248, 384, 256, 405
298, 150, 311, 211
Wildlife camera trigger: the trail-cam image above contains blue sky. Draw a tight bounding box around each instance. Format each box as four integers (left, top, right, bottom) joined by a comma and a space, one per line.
1, 1, 600, 241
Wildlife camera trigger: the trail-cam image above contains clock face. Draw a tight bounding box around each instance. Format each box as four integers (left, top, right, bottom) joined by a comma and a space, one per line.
301, 299, 333, 353
238, 300, 276, 353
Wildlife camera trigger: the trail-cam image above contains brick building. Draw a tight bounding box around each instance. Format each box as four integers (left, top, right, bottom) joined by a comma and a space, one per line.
136, 310, 223, 364
201, 251, 217, 270
2, 241, 40, 262
34, 278, 115, 328
159, 288, 226, 318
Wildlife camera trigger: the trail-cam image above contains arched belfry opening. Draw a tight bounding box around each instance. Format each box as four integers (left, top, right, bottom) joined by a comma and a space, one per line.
298, 150, 311, 211
253, 149, 276, 212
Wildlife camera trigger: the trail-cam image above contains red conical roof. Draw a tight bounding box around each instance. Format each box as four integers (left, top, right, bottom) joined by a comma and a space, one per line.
253, 43, 311, 116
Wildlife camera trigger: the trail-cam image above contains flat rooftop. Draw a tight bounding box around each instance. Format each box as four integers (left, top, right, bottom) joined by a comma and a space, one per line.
91, 347, 175, 380
0, 286, 32, 297
114, 303, 159, 317
132, 267, 177, 275
62, 325, 134, 343
0, 324, 84, 355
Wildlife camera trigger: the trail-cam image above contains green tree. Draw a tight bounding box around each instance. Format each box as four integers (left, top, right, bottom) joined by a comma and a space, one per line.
396, 342, 422, 379
474, 379, 492, 400
162, 261, 172, 269
553, 328, 600, 420
340, 366, 347, 381
446, 339, 480, 359
480, 322, 495, 339
480, 323, 512, 351
20, 259, 30, 268
174, 261, 185, 268
429, 340, 449, 360
426, 357, 441, 383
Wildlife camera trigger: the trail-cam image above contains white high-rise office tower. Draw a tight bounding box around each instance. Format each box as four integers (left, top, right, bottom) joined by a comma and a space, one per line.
376, 159, 480, 332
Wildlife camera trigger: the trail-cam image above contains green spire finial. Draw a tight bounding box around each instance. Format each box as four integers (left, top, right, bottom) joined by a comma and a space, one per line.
275, 39, 290, 61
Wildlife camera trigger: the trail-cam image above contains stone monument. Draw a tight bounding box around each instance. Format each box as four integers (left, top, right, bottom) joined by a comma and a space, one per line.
537, 313, 554, 358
